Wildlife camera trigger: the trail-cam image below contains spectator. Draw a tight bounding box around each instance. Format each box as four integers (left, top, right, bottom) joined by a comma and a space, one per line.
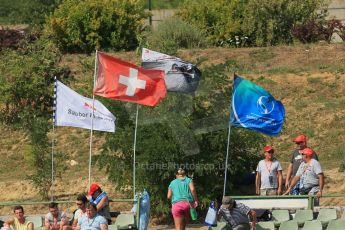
45, 202, 68, 230
285, 134, 318, 194
167, 168, 198, 230
88, 184, 111, 224
255, 145, 283, 196
65, 194, 88, 230
218, 196, 256, 230
77, 203, 107, 230
3, 206, 33, 230
284, 148, 324, 204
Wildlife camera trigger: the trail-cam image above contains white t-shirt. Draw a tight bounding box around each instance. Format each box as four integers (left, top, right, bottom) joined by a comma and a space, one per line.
256, 159, 282, 189
296, 159, 322, 188
74, 209, 87, 220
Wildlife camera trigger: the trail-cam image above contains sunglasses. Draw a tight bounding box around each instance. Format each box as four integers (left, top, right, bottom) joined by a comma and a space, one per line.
295, 142, 304, 144
76, 202, 83, 206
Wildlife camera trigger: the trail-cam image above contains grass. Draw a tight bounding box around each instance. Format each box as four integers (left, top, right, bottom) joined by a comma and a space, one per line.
266, 67, 310, 74
249, 48, 276, 62
307, 77, 322, 84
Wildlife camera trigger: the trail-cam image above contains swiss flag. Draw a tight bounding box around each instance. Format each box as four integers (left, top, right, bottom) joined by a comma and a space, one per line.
94, 52, 167, 106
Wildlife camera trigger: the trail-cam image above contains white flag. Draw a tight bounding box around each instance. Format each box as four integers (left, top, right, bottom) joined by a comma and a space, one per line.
55, 80, 115, 132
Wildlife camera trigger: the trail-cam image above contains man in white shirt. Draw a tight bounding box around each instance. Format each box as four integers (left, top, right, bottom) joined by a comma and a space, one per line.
256, 145, 283, 196
284, 147, 324, 202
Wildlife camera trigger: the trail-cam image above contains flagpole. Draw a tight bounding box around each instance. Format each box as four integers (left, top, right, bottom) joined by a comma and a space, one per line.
223, 73, 235, 197
88, 50, 98, 189
51, 76, 57, 201
133, 104, 139, 198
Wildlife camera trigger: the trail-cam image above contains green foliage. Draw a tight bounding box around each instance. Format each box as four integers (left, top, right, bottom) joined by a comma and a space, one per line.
0, 38, 69, 125
95, 60, 264, 216
0, 36, 70, 199
176, 0, 245, 45
242, 0, 328, 46
24, 117, 68, 199
0, 0, 60, 25
45, 0, 148, 53
145, 0, 184, 9
143, 17, 207, 55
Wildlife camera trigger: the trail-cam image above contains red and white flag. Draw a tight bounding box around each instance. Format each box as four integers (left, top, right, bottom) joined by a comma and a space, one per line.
94, 52, 167, 106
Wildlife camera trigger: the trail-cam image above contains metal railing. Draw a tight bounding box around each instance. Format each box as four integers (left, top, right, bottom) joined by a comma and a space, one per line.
231, 194, 345, 210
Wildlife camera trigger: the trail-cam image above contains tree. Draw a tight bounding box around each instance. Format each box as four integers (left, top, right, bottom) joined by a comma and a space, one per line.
0, 0, 60, 25
0, 36, 70, 198
176, 0, 245, 46
45, 0, 149, 53
242, 0, 328, 46
94, 60, 265, 216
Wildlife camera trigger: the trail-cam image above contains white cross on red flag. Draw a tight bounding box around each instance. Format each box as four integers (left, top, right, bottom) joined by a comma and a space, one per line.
94, 52, 167, 106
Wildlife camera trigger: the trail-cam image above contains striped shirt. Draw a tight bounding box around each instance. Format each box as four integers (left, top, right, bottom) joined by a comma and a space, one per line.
218, 202, 251, 227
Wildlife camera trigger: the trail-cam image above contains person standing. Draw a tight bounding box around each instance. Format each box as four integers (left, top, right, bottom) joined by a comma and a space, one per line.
3, 206, 33, 230
285, 135, 318, 195
88, 183, 111, 225
255, 145, 283, 196
167, 168, 198, 230
284, 148, 324, 204
218, 196, 257, 230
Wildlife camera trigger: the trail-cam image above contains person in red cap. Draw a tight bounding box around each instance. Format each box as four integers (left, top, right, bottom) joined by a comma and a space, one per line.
88, 183, 111, 224
285, 134, 318, 195
284, 148, 324, 204
255, 145, 283, 196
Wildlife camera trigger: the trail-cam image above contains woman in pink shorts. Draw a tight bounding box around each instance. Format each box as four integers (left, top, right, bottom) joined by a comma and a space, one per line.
167, 168, 198, 230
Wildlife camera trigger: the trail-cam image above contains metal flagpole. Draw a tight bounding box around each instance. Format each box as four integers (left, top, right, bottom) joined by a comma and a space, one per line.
223, 119, 232, 197
88, 50, 98, 189
133, 104, 139, 197
51, 76, 57, 201
223, 73, 235, 197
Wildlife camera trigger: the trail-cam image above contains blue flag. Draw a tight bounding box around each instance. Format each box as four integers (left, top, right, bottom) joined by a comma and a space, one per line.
230, 75, 285, 136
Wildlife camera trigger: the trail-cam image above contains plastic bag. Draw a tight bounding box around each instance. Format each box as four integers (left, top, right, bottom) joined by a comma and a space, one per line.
139, 189, 150, 230
205, 201, 217, 227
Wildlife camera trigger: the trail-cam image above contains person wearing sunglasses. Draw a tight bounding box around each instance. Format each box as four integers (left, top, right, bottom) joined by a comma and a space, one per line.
285, 134, 318, 195
255, 145, 283, 196
66, 194, 88, 230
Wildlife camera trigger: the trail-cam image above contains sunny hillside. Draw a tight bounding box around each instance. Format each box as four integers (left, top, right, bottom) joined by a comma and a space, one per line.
0, 43, 345, 216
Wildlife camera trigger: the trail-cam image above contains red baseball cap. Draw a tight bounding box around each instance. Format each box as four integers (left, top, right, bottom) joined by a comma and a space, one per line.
263, 145, 274, 153
88, 183, 100, 196
293, 135, 307, 143
302, 148, 313, 156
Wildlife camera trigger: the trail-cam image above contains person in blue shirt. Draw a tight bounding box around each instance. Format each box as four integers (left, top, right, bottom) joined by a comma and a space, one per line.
167, 168, 198, 230
77, 203, 107, 230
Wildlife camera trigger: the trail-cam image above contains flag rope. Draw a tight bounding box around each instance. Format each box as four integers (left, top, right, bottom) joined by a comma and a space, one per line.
51, 76, 57, 201
133, 104, 139, 197
223, 74, 235, 197
88, 50, 98, 189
